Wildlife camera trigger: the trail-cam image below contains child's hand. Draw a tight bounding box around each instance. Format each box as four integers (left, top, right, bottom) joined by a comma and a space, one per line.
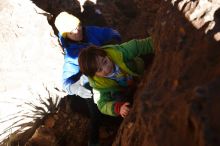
120, 102, 130, 118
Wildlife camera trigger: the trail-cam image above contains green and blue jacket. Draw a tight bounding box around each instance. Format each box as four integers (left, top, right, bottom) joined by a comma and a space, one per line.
88, 37, 154, 116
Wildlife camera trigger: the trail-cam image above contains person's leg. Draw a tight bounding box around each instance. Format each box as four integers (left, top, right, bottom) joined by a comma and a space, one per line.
86, 98, 101, 146
84, 83, 101, 146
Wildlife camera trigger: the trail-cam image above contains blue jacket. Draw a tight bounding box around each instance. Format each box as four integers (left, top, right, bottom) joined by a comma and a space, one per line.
59, 26, 121, 95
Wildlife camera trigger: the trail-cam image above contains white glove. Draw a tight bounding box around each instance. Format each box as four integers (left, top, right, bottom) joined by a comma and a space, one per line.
79, 75, 89, 86
70, 79, 92, 99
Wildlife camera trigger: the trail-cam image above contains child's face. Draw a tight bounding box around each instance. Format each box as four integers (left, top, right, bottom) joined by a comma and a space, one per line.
95, 56, 114, 77
66, 25, 83, 41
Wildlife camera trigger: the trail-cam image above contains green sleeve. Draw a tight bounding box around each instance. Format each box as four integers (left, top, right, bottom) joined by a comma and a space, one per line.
93, 89, 117, 116
116, 37, 154, 60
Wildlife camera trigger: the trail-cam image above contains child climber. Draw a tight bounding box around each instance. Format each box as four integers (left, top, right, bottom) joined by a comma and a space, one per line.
78, 37, 154, 118
55, 11, 121, 146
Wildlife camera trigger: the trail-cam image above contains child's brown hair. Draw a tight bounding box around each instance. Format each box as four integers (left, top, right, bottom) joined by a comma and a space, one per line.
79, 46, 107, 77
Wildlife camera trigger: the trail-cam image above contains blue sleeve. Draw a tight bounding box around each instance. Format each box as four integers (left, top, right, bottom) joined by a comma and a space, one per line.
59, 33, 82, 95
58, 33, 85, 94
86, 26, 121, 45
58, 33, 67, 48
62, 61, 82, 95
99, 27, 121, 43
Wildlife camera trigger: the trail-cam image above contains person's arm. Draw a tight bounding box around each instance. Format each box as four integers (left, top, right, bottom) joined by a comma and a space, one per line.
116, 37, 154, 60
120, 102, 130, 118
63, 63, 92, 98
93, 88, 126, 116
62, 47, 92, 98
87, 26, 121, 45
62, 61, 80, 94
100, 27, 121, 43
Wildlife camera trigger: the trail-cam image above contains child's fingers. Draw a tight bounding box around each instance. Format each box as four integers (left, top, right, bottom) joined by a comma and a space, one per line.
122, 112, 127, 118
120, 102, 131, 117
121, 109, 129, 117
123, 108, 129, 113
124, 102, 130, 107
122, 106, 129, 112
121, 110, 126, 117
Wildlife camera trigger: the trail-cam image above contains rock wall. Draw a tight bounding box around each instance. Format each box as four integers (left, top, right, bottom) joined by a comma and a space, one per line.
113, 0, 220, 146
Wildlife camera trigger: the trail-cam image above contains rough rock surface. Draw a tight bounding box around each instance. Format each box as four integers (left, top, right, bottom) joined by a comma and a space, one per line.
0, 0, 220, 146
113, 0, 220, 146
